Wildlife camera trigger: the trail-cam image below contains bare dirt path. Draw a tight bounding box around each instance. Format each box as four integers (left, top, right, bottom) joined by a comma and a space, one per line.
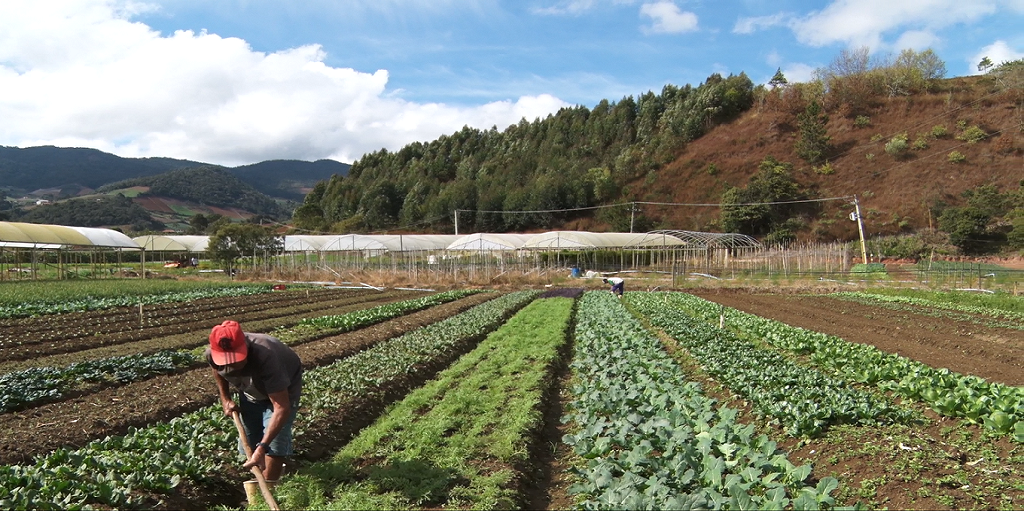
0, 293, 497, 466
689, 289, 1024, 386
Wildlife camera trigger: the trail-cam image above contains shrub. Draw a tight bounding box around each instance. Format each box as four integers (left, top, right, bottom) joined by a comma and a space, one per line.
947, 150, 966, 163
814, 161, 835, 175
854, 115, 871, 127
870, 133, 884, 142
851, 263, 887, 274
956, 125, 987, 144
866, 152, 875, 160
931, 124, 948, 138
956, 119, 967, 130
912, 134, 929, 150
867, 235, 932, 260
885, 132, 909, 157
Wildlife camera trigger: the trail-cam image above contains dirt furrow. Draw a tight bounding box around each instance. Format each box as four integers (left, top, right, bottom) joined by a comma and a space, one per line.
0, 293, 497, 466
690, 289, 1024, 385
0, 290, 422, 364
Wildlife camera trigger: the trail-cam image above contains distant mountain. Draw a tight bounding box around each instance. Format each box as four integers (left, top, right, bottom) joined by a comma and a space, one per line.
99, 165, 290, 219
0, 145, 350, 202
230, 159, 350, 200
0, 146, 201, 195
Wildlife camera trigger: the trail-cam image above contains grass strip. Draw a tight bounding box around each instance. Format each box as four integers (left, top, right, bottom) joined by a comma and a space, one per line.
272, 297, 573, 510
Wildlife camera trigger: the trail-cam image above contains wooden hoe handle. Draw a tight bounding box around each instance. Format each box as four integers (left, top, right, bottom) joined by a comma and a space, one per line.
231, 411, 280, 510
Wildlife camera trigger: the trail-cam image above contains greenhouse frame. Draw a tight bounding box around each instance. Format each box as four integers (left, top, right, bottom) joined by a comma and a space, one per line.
0, 221, 142, 279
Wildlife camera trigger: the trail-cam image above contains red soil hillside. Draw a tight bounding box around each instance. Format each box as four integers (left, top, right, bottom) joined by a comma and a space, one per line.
630, 75, 1023, 242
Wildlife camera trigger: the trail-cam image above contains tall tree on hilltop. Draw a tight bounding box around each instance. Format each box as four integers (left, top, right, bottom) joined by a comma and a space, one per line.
769, 68, 788, 88
795, 100, 831, 165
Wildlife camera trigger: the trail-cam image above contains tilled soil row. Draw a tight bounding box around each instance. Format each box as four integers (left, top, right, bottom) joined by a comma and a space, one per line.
0, 288, 360, 338
0, 293, 497, 466
0, 292, 445, 418
0, 292, 423, 375
165, 292, 529, 510
0, 289, 422, 362
690, 289, 1024, 386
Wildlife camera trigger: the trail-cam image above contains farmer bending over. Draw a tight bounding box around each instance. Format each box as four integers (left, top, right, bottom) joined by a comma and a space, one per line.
207, 320, 303, 483
603, 277, 625, 298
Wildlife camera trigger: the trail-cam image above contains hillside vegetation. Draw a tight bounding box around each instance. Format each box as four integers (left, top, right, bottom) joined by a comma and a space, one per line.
0, 146, 200, 194
98, 166, 289, 219
294, 50, 1023, 257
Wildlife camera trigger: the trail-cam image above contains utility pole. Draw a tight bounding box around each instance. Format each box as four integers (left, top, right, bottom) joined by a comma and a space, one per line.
851, 195, 868, 264
454, 209, 459, 236
630, 202, 637, 233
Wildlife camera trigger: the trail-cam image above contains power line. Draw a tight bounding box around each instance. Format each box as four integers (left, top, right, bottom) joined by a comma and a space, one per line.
455, 195, 857, 217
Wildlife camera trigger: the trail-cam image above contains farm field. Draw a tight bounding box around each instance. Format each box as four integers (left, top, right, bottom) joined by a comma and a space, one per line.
0, 282, 1020, 510
685, 288, 1023, 509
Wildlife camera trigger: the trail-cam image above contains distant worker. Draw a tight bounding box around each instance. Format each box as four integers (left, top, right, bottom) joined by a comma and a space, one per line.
207, 320, 303, 483
603, 277, 624, 298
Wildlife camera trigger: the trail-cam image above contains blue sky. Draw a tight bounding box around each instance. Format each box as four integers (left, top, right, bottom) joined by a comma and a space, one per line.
1, 0, 1022, 166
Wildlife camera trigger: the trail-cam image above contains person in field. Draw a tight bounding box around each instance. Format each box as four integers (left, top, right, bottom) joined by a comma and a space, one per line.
207, 320, 303, 483
603, 276, 625, 298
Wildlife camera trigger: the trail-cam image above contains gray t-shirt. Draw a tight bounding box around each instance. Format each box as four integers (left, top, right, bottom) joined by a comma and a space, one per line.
207, 332, 303, 405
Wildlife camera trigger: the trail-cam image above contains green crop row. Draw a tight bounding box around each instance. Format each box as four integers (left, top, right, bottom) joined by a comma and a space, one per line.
562, 292, 840, 510
273, 297, 573, 510
629, 293, 914, 437
296, 290, 540, 430
0, 284, 271, 318
661, 292, 1023, 441
847, 287, 1024, 315
0, 291, 539, 510
830, 291, 1024, 329
0, 350, 195, 414
0, 279, 272, 306
295, 289, 479, 329
0, 291, 477, 414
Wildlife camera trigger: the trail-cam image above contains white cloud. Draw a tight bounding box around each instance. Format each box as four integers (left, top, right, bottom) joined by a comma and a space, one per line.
640, 1, 698, 34
781, 63, 816, 84
532, 0, 597, 15
733, 13, 788, 35
531, 0, 638, 15
970, 40, 1024, 73
0, 0, 568, 166
892, 30, 940, 51
789, 0, 998, 50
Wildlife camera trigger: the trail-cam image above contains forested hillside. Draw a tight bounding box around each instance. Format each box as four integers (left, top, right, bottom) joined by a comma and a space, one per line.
0, 146, 199, 194
293, 72, 757, 233
293, 51, 1023, 255
231, 159, 350, 200
0, 146, 347, 203
99, 166, 289, 219
17, 194, 160, 230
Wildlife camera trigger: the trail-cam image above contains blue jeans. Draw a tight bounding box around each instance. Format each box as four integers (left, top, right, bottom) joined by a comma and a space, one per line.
238, 396, 298, 458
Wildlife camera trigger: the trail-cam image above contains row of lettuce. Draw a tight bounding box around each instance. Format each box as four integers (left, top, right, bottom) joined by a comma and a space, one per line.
0, 290, 476, 414
0, 290, 535, 509
654, 292, 1022, 439
0, 288, 1019, 509
0, 282, 275, 319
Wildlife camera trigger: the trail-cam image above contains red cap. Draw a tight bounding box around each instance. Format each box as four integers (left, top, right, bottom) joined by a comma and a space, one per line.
209, 320, 247, 365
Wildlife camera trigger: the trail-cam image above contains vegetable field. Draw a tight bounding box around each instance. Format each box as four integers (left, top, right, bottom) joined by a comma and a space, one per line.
0, 281, 1020, 510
